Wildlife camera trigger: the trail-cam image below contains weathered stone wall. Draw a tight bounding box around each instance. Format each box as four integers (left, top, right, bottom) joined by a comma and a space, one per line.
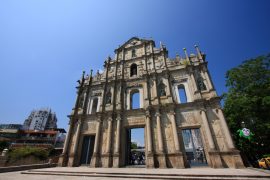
58, 37, 244, 169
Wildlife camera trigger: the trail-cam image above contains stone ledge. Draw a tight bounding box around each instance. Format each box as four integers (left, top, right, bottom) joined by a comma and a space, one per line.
0, 163, 57, 173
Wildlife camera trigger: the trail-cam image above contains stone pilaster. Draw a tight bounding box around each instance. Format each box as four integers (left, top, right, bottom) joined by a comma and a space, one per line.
90, 119, 101, 167
67, 119, 82, 167
145, 110, 154, 168
106, 118, 113, 153
60, 72, 85, 167
190, 71, 201, 100
113, 115, 121, 167
155, 112, 166, 168
169, 110, 185, 168
200, 110, 215, 150
200, 109, 223, 168
58, 119, 73, 167
204, 71, 213, 90
216, 108, 235, 149
103, 117, 112, 167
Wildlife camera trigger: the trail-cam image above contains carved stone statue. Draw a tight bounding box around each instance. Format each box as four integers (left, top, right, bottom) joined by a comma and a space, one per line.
158, 82, 166, 96
197, 78, 207, 91
195, 70, 207, 91
106, 91, 112, 104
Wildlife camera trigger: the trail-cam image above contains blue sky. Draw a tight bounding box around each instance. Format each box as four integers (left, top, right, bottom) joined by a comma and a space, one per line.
0, 1, 269, 146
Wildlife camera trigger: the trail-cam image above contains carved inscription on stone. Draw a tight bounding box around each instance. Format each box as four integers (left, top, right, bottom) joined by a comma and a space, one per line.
125, 117, 145, 126
128, 82, 142, 88
182, 112, 197, 125
83, 121, 96, 133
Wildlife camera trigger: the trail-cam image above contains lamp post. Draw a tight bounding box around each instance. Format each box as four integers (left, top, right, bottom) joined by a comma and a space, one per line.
241, 121, 246, 128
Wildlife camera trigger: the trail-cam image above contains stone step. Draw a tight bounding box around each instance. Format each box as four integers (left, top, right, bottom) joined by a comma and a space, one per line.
21, 170, 270, 180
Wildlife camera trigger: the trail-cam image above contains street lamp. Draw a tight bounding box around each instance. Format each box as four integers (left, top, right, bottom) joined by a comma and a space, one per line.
241, 121, 246, 128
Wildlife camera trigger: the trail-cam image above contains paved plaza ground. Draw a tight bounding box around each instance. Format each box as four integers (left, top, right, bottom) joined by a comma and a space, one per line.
1, 167, 270, 180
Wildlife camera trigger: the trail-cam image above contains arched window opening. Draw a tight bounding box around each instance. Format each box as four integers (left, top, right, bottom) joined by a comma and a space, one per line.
91, 98, 98, 114
178, 85, 187, 103
132, 49, 136, 57
130, 63, 137, 77
106, 91, 112, 104
158, 82, 166, 97
130, 90, 140, 109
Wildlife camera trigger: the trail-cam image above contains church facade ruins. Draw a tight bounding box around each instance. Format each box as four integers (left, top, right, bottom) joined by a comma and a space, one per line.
58, 37, 244, 168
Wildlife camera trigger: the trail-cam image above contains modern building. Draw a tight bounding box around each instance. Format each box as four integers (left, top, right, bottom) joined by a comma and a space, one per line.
59, 37, 244, 168
23, 108, 57, 130
0, 123, 66, 149
0, 124, 22, 143
12, 128, 66, 149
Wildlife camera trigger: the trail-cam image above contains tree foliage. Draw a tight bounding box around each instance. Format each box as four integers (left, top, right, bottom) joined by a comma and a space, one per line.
223, 54, 270, 162
8, 146, 49, 161
131, 142, 138, 149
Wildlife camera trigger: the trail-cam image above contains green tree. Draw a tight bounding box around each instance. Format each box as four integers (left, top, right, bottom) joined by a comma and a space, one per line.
130, 142, 138, 149
223, 54, 270, 164
8, 146, 49, 162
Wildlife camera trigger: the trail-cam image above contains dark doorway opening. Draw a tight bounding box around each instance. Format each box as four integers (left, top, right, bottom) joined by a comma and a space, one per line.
182, 128, 207, 167
126, 128, 145, 167
80, 135, 95, 165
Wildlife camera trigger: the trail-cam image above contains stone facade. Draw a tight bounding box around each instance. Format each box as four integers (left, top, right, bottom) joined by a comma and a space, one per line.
58, 37, 244, 168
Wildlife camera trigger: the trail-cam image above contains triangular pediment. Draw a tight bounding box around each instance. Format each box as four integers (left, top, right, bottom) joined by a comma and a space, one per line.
116, 37, 153, 50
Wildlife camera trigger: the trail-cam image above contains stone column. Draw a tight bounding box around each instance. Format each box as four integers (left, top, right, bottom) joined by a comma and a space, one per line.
67, 119, 82, 167
126, 89, 130, 110
189, 70, 201, 100
113, 115, 121, 167
62, 120, 72, 155
156, 112, 164, 152
106, 118, 113, 153
216, 108, 235, 149
94, 121, 101, 153
58, 119, 73, 166
155, 112, 166, 168
73, 119, 82, 153
103, 117, 113, 167
90, 120, 101, 167
60, 71, 85, 167
145, 111, 154, 168
204, 71, 213, 90
169, 110, 185, 168
146, 113, 153, 153
200, 110, 215, 150
169, 111, 180, 152
200, 110, 223, 168
139, 88, 144, 108
115, 116, 121, 154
